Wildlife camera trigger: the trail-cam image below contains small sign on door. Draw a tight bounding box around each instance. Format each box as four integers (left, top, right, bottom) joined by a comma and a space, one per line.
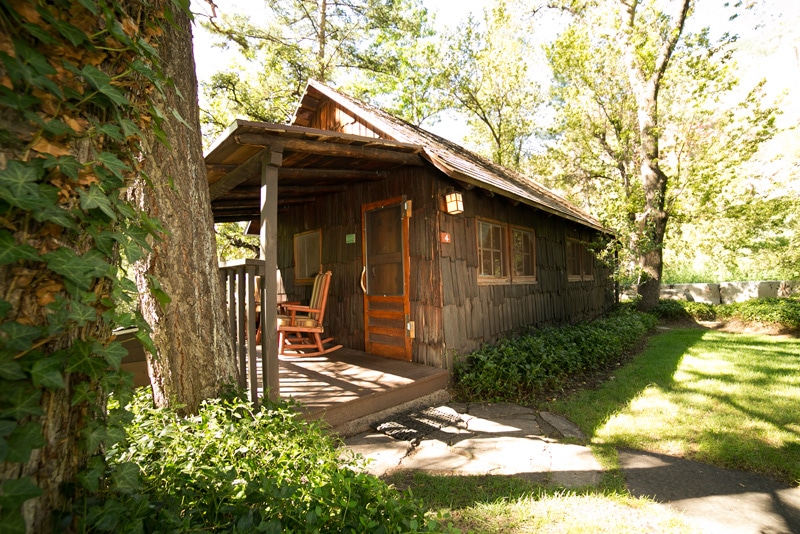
440, 232, 451, 243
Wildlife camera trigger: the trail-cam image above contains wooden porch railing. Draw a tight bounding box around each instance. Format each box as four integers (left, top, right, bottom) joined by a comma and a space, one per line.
218, 258, 272, 404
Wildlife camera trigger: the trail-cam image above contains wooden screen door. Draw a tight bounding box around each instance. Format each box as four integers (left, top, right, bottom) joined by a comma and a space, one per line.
361, 197, 412, 361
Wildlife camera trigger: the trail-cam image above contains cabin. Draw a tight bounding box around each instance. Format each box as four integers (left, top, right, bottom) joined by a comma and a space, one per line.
204, 80, 615, 412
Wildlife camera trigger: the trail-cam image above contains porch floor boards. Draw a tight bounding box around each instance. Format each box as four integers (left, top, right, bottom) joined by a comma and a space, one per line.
252, 348, 450, 430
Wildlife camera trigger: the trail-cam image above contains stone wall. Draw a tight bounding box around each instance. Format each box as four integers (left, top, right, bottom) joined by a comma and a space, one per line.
658, 281, 799, 304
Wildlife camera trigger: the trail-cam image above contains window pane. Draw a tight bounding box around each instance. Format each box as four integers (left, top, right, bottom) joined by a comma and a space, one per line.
513, 229, 534, 277
294, 230, 321, 281
478, 221, 506, 278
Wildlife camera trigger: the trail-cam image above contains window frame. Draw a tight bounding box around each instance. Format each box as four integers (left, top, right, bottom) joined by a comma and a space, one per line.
566, 238, 594, 282
476, 218, 537, 285
510, 225, 537, 283
293, 229, 322, 285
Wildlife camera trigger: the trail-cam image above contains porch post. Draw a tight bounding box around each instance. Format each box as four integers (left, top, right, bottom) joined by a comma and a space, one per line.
260, 147, 282, 401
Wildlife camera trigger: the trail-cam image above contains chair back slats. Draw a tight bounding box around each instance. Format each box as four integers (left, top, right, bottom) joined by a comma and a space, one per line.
309, 271, 331, 323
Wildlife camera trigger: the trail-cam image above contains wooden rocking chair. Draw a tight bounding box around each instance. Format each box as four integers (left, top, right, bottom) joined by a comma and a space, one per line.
277, 271, 342, 356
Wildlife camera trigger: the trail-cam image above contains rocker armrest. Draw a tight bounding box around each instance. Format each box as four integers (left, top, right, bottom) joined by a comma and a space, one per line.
281, 304, 321, 319
277, 301, 301, 314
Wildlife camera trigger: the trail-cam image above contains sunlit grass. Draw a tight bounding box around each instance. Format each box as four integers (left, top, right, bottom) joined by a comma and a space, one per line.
548, 329, 800, 484
390, 472, 698, 533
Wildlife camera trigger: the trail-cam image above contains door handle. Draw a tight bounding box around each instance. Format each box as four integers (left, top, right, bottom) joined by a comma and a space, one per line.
360, 266, 367, 293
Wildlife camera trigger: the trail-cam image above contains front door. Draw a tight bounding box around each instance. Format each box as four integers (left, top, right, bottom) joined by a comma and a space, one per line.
361, 197, 412, 361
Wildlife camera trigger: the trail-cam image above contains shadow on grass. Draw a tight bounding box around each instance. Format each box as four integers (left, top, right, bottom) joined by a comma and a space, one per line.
545, 328, 707, 437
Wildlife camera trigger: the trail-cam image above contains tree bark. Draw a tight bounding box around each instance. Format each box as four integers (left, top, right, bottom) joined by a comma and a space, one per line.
619, 0, 690, 311
130, 8, 238, 413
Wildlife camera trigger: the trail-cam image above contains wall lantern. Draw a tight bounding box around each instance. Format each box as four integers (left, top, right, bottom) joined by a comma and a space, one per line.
444, 190, 464, 215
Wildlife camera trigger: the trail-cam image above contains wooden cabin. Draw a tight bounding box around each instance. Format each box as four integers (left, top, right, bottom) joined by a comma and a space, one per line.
205, 80, 615, 380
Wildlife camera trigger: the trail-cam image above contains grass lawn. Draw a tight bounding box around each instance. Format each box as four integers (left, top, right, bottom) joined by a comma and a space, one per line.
389, 471, 697, 533
546, 327, 800, 485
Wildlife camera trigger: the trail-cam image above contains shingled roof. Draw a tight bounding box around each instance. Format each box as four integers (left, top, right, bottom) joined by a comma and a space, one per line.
292, 80, 605, 232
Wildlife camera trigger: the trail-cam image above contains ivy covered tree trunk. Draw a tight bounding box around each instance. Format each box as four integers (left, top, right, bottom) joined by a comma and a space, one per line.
0, 1, 235, 531
129, 6, 238, 413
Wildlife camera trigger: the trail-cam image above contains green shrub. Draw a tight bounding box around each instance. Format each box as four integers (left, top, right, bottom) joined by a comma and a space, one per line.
718, 298, 800, 329
80, 392, 449, 533
650, 299, 691, 319
652, 297, 800, 328
453, 309, 657, 403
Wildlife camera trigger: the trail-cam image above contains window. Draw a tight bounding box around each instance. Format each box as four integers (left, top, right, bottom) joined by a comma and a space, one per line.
477, 219, 537, 284
566, 239, 594, 281
294, 229, 321, 284
512, 227, 536, 279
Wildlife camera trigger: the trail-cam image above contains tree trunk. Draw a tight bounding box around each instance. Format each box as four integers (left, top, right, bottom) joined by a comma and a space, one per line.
619, 0, 690, 311
130, 8, 238, 413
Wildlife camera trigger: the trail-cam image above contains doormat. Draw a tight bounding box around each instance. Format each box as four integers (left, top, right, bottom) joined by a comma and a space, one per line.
373, 407, 463, 443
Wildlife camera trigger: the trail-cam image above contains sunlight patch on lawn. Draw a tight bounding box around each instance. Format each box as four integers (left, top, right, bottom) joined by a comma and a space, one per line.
554, 329, 800, 483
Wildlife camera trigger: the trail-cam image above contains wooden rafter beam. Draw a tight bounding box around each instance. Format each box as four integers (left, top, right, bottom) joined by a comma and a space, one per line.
279, 168, 388, 180
208, 150, 264, 200
234, 134, 424, 166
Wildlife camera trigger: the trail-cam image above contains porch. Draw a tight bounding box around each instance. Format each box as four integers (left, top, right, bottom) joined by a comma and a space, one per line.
215, 258, 449, 431
276, 349, 449, 432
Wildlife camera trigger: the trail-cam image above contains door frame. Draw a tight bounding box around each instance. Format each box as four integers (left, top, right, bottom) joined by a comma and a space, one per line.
361, 196, 412, 361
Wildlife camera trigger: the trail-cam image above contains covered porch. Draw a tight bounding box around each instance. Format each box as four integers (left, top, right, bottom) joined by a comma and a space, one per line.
207, 118, 449, 427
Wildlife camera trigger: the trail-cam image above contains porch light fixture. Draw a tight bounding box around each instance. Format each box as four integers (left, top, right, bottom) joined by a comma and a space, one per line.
444, 190, 464, 215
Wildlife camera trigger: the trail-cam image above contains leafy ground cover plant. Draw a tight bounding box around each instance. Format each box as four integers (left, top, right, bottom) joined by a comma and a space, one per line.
453, 308, 657, 403
651, 297, 800, 330
79, 391, 450, 533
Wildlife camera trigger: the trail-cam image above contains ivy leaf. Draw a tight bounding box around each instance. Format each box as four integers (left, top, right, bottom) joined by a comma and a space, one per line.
22, 23, 58, 45
170, 108, 192, 130
42, 119, 73, 137
0, 299, 10, 318
79, 184, 116, 220
83, 420, 107, 454
147, 275, 171, 307
67, 300, 97, 326
0, 230, 39, 265
0, 383, 43, 419
0, 477, 43, 509
95, 123, 125, 142
0, 87, 40, 110
92, 341, 127, 371
96, 151, 129, 180
71, 381, 97, 406
0, 160, 41, 198
5, 422, 45, 463
0, 357, 26, 381
31, 353, 67, 389
43, 247, 109, 290
15, 39, 55, 76
66, 340, 106, 379
79, 65, 129, 106
76, 0, 98, 15
111, 462, 142, 494
0, 508, 25, 534
118, 118, 142, 139
0, 321, 41, 352
0, 421, 16, 438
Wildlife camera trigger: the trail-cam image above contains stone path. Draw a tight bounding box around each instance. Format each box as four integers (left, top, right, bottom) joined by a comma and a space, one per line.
342, 401, 800, 533
343, 402, 604, 488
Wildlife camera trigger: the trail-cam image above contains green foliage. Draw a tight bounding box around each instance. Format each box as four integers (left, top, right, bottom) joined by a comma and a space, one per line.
200, 0, 436, 138
0, 0, 181, 529
79, 392, 450, 533
453, 309, 657, 403
650, 297, 800, 329
438, 1, 543, 169
717, 298, 800, 329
